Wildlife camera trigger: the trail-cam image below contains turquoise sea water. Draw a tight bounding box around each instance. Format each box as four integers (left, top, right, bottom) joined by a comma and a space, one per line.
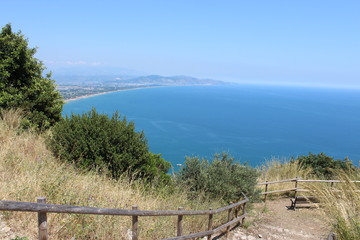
63, 85, 360, 167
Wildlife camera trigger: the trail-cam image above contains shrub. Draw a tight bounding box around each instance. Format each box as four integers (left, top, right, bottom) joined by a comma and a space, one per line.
293, 152, 354, 179
0, 24, 63, 130
48, 108, 171, 183
176, 153, 260, 202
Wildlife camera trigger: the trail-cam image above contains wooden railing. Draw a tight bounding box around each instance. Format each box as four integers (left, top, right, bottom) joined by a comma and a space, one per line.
0, 195, 248, 240
258, 177, 360, 201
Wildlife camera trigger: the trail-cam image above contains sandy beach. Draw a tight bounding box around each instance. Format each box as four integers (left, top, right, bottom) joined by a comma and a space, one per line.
64, 86, 158, 103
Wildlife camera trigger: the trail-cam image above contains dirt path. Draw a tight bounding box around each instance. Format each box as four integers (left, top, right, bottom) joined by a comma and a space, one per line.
0, 215, 16, 240
228, 198, 331, 240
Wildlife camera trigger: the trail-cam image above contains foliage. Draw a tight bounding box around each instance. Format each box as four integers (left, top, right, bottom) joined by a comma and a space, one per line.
310, 171, 360, 240
0, 113, 225, 240
176, 153, 260, 202
293, 152, 354, 179
0, 24, 63, 130
48, 108, 171, 183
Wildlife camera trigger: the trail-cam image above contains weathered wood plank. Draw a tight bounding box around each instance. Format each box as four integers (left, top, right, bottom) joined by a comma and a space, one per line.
177, 207, 184, 237
207, 208, 213, 240
132, 205, 138, 240
261, 188, 297, 195
212, 198, 248, 214
37, 197, 48, 240
0, 198, 249, 216
257, 178, 300, 185
297, 180, 360, 183
161, 214, 246, 240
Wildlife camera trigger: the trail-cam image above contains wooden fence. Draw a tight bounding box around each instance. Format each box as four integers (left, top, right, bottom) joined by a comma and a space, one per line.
258, 177, 360, 201
0, 195, 248, 240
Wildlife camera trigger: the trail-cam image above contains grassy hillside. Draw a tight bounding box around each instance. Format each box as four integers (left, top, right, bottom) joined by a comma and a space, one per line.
0, 110, 225, 239
1, 110, 358, 240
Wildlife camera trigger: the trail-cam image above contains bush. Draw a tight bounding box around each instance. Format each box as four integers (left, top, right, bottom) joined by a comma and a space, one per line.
0, 24, 63, 130
176, 153, 260, 202
48, 108, 171, 183
293, 152, 354, 179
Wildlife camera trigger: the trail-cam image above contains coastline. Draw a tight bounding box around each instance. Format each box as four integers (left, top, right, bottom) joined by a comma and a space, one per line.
64, 86, 160, 103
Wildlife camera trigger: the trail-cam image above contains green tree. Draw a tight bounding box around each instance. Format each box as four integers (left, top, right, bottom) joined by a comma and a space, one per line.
48, 108, 171, 183
0, 24, 63, 130
294, 152, 354, 179
176, 153, 259, 202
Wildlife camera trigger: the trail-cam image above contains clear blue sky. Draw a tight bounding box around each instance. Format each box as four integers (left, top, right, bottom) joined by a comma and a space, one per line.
1, 0, 359, 88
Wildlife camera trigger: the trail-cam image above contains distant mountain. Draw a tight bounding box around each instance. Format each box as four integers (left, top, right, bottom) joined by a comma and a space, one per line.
56, 74, 229, 100
107, 75, 227, 86
55, 74, 228, 86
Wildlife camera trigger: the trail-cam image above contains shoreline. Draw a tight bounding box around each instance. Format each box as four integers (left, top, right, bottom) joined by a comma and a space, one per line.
64, 86, 160, 103
63, 84, 222, 103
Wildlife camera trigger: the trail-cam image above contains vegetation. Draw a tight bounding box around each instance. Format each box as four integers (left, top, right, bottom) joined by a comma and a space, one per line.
176, 153, 260, 202
0, 24, 63, 130
1, 110, 359, 239
293, 152, 354, 179
309, 171, 360, 240
259, 157, 311, 182
48, 108, 171, 183
259, 157, 360, 240
0, 110, 226, 239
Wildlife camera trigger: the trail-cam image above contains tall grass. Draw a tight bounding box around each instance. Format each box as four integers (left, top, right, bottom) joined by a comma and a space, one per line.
259, 156, 360, 239
257, 157, 312, 197
0, 110, 226, 239
309, 171, 360, 240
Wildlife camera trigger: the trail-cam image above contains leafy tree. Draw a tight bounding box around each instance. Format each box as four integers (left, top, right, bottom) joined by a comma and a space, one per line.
294, 152, 354, 179
176, 153, 260, 202
0, 24, 63, 130
48, 108, 171, 183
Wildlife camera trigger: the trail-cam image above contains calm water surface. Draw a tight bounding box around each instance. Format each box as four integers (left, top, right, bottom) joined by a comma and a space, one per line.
63, 85, 360, 167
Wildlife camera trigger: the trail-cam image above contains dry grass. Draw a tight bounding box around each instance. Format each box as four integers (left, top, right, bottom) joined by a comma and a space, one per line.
308, 171, 360, 240
257, 157, 312, 197
258, 156, 360, 239
0, 110, 226, 239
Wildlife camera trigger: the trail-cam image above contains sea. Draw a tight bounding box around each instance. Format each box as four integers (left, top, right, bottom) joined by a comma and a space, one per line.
63, 85, 360, 168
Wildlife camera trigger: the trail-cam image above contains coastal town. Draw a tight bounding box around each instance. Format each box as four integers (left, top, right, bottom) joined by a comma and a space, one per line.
56, 74, 226, 100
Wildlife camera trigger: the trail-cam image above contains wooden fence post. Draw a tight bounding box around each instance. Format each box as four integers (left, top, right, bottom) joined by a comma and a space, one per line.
177, 207, 184, 236
264, 181, 268, 202
294, 177, 299, 198
327, 232, 337, 240
207, 208, 213, 240
37, 197, 48, 240
226, 202, 233, 238
234, 205, 239, 218
132, 205, 139, 240
241, 202, 247, 227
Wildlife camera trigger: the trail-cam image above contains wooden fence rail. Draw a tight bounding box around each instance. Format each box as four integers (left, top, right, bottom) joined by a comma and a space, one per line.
257, 178, 360, 201
0, 195, 248, 240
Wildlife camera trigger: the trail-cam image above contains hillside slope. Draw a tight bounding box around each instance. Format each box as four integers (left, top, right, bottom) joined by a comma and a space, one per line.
0, 110, 224, 239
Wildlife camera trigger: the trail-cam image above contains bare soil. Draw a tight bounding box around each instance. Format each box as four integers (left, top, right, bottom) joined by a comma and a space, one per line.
227, 198, 331, 240
0, 215, 16, 240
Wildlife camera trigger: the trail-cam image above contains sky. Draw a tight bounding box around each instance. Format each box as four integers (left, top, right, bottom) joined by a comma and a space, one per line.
1, 0, 359, 88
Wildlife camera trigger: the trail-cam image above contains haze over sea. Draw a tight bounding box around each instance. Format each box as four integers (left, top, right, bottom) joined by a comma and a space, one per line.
63, 85, 360, 168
